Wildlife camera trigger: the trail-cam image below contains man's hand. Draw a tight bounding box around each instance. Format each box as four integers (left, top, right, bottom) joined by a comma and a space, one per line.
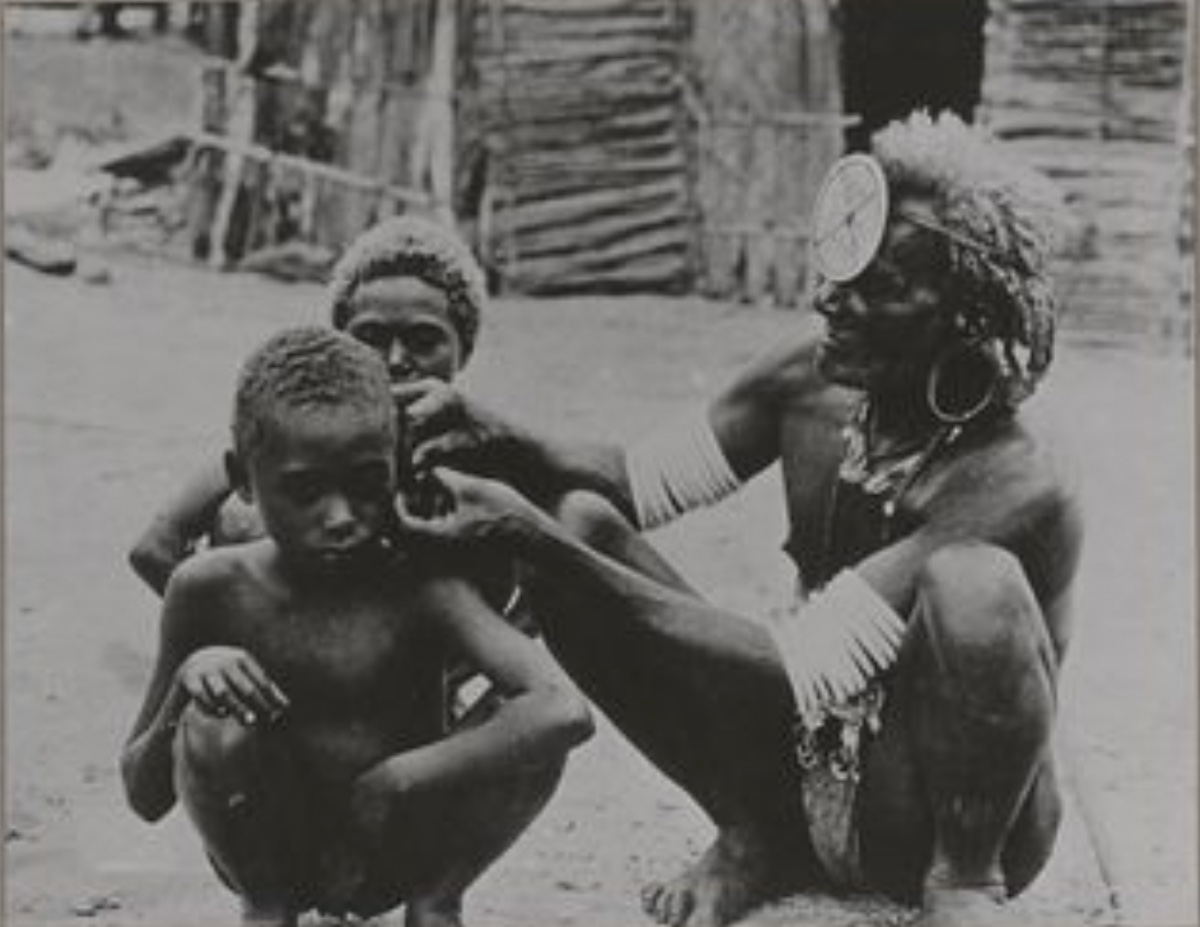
176, 646, 289, 726
395, 467, 546, 553
392, 379, 525, 476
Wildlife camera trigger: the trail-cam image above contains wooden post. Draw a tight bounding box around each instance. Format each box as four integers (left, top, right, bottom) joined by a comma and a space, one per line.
207, 73, 256, 269
410, 0, 458, 227
691, 0, 844, 308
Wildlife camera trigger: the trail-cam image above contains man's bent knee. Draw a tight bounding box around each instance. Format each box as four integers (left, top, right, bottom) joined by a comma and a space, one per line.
916, 544, 1050, 665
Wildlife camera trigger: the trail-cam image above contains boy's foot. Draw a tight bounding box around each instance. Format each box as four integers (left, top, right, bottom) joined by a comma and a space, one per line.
640, 829, 778, 927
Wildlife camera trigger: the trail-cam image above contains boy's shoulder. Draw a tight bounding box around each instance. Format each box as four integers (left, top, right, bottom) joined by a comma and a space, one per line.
165, 539, 275, 602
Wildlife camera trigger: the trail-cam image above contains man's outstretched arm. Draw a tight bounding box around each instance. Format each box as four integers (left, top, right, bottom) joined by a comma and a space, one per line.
396, 335, 826, 529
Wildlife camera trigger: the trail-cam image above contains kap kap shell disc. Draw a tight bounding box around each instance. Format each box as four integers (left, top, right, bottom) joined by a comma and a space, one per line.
811, 154, 889, 283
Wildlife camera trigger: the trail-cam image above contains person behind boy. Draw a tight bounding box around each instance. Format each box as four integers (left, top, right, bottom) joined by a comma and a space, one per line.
128, 216, 487, 594
120, 327, 592, 927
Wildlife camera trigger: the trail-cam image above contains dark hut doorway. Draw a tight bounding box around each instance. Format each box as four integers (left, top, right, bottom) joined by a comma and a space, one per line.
838, 0, 990, 151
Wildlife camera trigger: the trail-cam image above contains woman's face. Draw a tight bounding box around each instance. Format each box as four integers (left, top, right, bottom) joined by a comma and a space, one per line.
342, 277, 465, 385
813, 197, 953, 393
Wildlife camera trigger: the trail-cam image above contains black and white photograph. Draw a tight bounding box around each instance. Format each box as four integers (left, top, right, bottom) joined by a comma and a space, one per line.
4, 1, 1195, 926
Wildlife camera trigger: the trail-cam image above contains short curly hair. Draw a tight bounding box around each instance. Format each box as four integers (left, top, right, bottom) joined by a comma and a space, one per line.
327, 216, 487, 363
873, 111, 1066, 405
233, 326, 395, 461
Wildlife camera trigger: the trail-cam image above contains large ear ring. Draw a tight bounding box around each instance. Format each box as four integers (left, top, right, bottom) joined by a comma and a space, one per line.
926, 339, 1000, 426
225, 450, 253, 503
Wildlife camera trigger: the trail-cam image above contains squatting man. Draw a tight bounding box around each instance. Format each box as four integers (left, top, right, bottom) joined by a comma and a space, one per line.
393, 111, 1083, 927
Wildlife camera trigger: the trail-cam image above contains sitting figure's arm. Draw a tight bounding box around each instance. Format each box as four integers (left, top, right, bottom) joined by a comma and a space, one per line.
399, 426, 1081, 678
396, 334, 828, 530
128, 459, 232, 596
354, 575, 592, 808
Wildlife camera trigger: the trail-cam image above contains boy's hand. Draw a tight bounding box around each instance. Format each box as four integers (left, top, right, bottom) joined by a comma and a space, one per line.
177, 646, 289, 726
395, 467, 543, 552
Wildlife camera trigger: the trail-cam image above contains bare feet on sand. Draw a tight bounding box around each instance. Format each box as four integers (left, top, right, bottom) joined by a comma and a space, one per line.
240, 901, 297, 926
405, 895, 465, 927
914, 886, 1011, 927
640, 830, 782, 927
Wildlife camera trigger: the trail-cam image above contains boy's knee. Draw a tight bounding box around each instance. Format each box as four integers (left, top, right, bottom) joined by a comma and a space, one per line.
916, 544, 1046, 661
174, 702, 260, 781
553, 490, 632, 552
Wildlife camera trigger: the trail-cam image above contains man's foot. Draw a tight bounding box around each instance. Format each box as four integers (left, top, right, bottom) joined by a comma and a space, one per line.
406, 895, 464, 927
640, 830, 781, 927
914, 886, 1010, 927
240, 900, 297, 926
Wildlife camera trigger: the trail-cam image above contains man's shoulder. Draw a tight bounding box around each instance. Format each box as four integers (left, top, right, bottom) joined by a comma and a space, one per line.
922, 411, 1085, 602
964, 413, 1076, 494
924, 411, 1082, 539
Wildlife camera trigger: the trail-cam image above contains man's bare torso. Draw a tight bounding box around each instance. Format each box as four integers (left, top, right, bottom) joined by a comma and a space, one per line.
764, 341, 1081, 655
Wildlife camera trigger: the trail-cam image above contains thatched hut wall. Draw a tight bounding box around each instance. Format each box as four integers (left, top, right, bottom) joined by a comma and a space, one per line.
980, 0, 1192, 344
187, 0, 452, 266
689, 0, 844, 307
460, 0, 694, 295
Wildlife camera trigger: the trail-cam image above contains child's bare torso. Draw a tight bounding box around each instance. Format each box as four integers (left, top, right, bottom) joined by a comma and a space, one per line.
203, 543, 448, 789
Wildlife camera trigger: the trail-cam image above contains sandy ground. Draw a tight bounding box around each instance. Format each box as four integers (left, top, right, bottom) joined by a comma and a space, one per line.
3, 248, 1195, 927
4, 19, 1196, 927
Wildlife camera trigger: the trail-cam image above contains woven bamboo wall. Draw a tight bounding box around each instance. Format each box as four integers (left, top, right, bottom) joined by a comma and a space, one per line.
187, 0, 448, 266
464, 0, 693, 295
981, 0, 1192, 344
689, 0, 844, 308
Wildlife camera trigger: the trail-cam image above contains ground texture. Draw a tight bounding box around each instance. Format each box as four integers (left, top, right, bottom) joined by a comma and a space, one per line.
4, 21, 1196, 927
5, 253, 1194, 927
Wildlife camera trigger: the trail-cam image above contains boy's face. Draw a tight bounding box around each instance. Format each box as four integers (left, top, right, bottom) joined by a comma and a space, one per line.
343, 277, 465, 385
237, 404, 397, 573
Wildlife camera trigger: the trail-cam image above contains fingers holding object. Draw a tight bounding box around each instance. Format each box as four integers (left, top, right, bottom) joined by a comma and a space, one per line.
223, 663, 283, 725
236, 657, 290, 717
392, 379, 457, 434
196, 666, 281, 726
410, 431, 479, 472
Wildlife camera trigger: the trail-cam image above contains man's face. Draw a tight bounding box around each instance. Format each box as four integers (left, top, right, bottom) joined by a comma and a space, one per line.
240, 405, 397, 573
343, 277, 465, 385
813, 197, 953, 393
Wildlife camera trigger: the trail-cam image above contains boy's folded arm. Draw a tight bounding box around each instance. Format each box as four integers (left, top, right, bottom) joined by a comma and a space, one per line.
121, 559, 221, 821
387, 576, 593, 795
369, 678, 590, 800
128, 458, 233, 596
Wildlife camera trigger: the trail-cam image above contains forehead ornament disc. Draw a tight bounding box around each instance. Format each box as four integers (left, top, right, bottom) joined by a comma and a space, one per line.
811, 154, 889, 283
